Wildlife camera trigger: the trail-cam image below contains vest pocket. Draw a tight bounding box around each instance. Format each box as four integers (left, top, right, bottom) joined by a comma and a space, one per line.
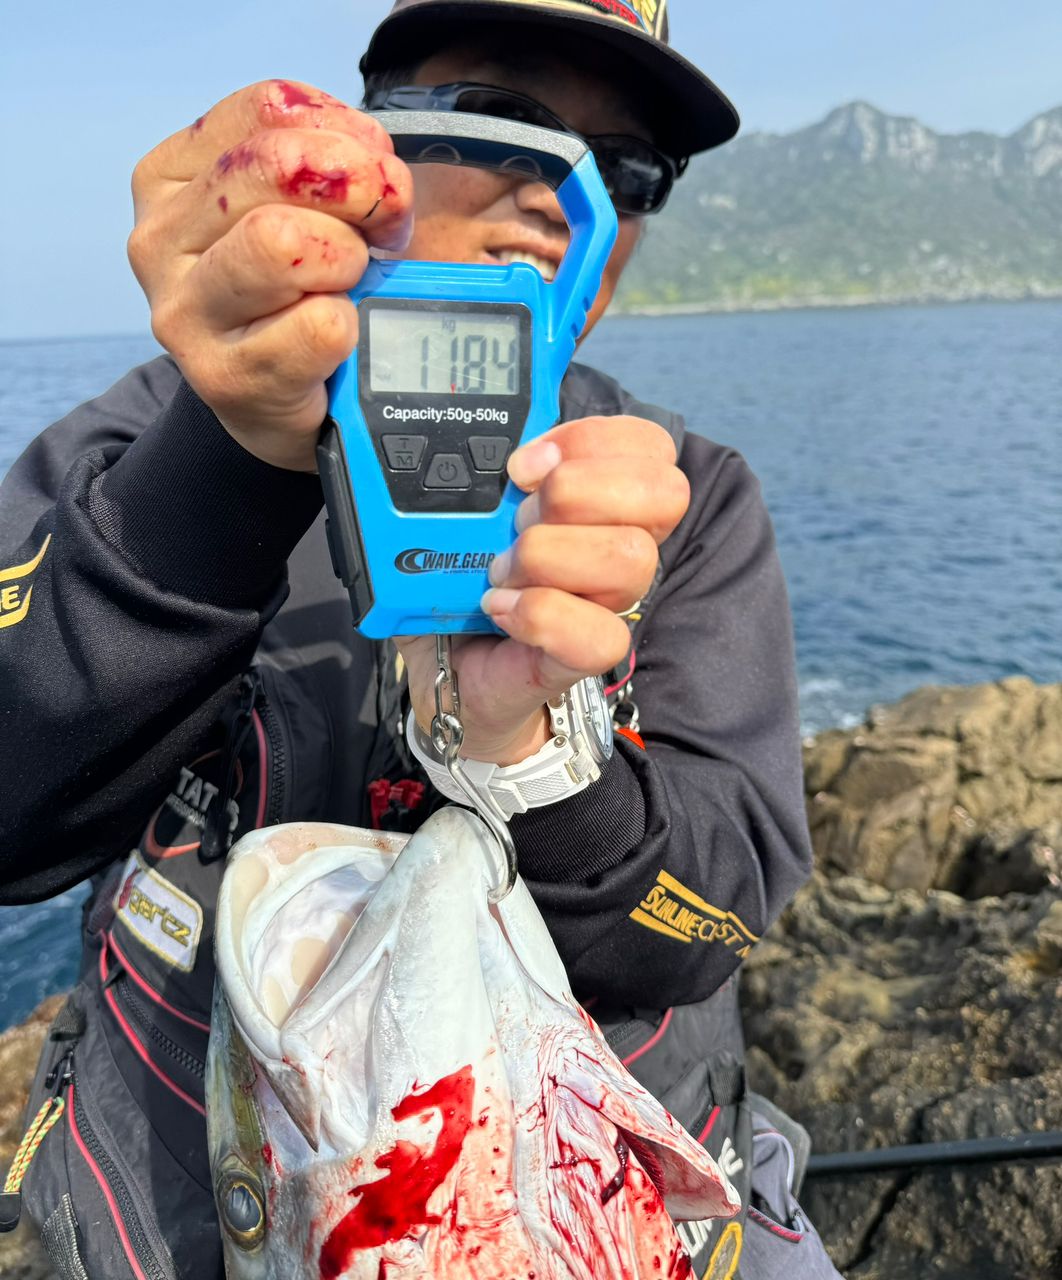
21, 987, 222, 1280
19, 993, 180, 1280
99, 935, 207, 1120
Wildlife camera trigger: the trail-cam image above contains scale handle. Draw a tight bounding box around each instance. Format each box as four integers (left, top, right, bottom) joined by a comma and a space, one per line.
374, 110, 618, 344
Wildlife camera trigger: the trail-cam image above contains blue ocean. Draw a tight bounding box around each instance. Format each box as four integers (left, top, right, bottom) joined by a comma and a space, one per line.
1, 301, 1060, 1029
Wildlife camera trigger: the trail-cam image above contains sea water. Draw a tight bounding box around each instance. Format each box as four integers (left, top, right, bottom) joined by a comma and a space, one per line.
1, 301, 1059, 1028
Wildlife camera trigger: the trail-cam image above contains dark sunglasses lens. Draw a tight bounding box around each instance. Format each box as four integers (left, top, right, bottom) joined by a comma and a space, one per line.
453, 88, 564, 132
591, 138, 672, 214
372, 85, 675, 215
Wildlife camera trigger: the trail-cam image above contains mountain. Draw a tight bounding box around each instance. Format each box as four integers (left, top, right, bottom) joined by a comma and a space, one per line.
615, 103, 1062, 313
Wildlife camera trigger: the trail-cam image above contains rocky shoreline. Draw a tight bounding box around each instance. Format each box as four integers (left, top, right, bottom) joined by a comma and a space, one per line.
614, 287, 1062, 320
2, 678, 1058, 1279
744, 677, 1062, 1278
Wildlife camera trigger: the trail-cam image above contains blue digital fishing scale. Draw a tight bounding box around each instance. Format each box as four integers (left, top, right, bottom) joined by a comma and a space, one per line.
318, 111, 618, 639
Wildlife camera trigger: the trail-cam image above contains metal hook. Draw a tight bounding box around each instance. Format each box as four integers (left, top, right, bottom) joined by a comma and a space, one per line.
430, 636, 518, 903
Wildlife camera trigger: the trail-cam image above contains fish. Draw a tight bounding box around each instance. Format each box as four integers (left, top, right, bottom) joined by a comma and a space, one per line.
207, 805, 741, 1279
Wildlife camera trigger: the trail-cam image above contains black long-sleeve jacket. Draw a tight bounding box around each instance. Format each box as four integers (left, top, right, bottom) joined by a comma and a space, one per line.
0, 354, 811, 1012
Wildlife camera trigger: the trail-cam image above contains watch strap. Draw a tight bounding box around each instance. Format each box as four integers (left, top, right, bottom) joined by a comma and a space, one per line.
405, 708, 599, 819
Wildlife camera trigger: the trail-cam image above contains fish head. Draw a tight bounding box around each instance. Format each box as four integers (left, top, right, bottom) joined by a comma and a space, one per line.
208, 809, 741, 1279
206, 983, 271, 1277
207, 821, 409, 1277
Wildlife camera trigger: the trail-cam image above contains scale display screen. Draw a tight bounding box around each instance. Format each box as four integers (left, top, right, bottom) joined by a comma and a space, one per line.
369, 308, 521, 396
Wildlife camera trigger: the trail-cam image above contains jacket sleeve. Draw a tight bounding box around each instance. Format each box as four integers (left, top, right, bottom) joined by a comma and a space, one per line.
0, 361, 322, 902
513, 440, 812, 1007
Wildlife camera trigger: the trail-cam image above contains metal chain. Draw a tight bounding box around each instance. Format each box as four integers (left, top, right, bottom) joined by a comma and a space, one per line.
431, 635, 518, 903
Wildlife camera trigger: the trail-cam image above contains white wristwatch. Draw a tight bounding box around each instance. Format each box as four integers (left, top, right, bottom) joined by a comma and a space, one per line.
406, 677, 614, 819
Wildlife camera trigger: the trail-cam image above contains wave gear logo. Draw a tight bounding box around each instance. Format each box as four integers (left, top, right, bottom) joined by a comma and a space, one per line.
0, 535, 51, 631
630, 870, 758, 956
396, 548, 497, 575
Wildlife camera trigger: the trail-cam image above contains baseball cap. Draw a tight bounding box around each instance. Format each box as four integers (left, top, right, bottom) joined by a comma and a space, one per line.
360, 0, 740, 159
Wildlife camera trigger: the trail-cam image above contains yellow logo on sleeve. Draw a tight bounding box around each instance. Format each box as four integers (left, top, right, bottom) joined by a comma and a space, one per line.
630, 869, 758, 957
0, 536, 51, 631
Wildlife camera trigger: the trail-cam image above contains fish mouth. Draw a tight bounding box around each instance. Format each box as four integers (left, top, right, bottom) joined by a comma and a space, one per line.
214, 824, 410, 1151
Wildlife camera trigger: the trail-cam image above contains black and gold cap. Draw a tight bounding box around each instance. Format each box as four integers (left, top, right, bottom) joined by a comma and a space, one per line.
360, 0, 739, 159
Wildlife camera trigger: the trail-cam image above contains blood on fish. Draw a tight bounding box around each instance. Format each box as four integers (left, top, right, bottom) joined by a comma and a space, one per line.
669, 1244, 694, 1278
623, 1131, 666, 1196
262, 1143, 273, 1165
281, 164, 350, 202
291, 257, 304, 267
600, 1135, 630, 1205
191, 114, 206, 132
318, 1066, 474, 1278
217, 195, 228, 213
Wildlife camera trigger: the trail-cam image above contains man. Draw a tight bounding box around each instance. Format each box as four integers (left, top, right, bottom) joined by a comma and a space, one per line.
0, 1, 837, 1276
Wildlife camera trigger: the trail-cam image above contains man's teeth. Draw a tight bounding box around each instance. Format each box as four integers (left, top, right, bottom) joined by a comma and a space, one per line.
497, 250, 557, 282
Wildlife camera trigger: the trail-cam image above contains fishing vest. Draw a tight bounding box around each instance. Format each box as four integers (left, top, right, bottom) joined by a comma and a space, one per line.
10, 365, 824, 1280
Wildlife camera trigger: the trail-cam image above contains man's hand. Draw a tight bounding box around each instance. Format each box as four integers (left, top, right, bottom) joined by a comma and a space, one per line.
127, 80, 414, 471
398, 416, 689, 765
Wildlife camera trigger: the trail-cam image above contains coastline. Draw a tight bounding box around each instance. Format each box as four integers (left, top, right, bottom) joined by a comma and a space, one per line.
613, 285, 1062, 319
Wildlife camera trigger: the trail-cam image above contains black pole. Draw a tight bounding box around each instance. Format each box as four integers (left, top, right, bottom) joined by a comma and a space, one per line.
805, 1131, 1062, 1177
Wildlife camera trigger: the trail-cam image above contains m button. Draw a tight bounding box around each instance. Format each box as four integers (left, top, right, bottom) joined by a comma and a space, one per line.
468, 436, 511, 473
424, 453, 471, 489
382, 434, 427, 472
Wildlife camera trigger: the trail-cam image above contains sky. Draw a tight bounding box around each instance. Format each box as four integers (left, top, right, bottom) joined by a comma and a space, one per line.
2, 0, 1060, 340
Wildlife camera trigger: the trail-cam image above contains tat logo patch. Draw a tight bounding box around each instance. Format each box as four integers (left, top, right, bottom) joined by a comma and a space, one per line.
113, 850, 204, 972
0, 535, 51, 631
629, 870, 758, 956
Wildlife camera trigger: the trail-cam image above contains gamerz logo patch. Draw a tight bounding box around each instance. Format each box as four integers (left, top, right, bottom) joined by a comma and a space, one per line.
113, 851, 204, 972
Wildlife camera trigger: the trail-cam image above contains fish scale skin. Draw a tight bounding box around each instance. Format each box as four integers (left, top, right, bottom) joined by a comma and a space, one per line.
208, 808, 739, 1278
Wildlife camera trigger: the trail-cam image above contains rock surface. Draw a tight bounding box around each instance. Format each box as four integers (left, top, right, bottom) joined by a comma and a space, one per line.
745, 679, 1062, 1278
804, 677, 1062, 895
0, 995, 63, 1280
3, 679, 1058, 1279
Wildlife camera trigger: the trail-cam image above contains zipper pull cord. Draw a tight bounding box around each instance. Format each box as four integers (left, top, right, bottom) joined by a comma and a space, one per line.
0, 1052, 73, 1232
201, 672, 260, 862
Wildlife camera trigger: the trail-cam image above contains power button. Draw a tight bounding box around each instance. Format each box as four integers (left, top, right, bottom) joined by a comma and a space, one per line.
424, 453, 472, 490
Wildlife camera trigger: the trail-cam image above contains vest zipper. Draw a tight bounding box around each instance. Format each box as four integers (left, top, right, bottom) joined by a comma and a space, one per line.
200, 671, 260, 860
99, 943, 206, 1116
255, 690, 287, 826
112, 972, 205, 1081
47, 1043, 174, 1280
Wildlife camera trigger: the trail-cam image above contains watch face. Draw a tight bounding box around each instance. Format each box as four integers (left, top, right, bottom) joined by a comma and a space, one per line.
580, 676, 613, 764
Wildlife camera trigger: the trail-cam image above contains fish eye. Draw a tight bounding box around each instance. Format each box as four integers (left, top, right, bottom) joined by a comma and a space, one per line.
218, 1172, 266, 1250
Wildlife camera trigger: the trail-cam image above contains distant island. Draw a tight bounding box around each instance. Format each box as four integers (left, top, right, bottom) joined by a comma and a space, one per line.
615, 101, 1062, 314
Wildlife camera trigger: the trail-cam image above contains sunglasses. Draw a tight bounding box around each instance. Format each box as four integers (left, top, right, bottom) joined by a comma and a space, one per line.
364, 82, 684, 215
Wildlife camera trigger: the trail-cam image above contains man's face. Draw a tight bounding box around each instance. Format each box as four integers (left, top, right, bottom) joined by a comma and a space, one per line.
400, 39, 649, 338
